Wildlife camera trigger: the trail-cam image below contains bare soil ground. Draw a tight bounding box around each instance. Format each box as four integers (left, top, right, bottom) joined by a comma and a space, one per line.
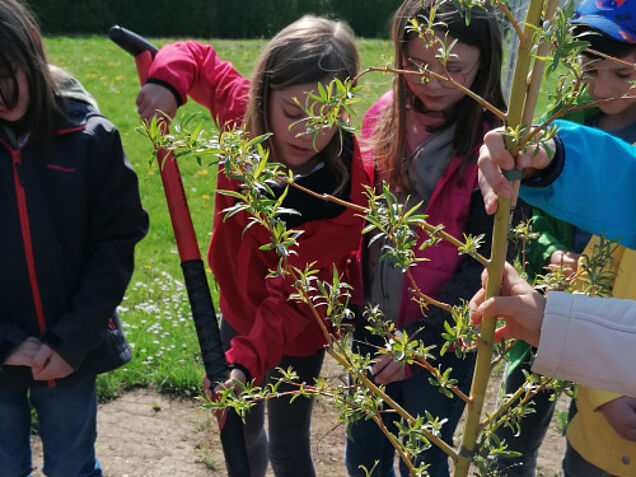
31, 355, 567, 476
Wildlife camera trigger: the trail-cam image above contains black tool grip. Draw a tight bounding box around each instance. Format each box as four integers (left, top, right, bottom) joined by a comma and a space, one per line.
182, 259, 250, 476
181, 259, 228, 383
109, 25, 250, 475
108, 25, 158, 57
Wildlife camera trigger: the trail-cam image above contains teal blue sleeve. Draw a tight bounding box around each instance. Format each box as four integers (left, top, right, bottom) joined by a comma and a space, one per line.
520, 120, 636, 249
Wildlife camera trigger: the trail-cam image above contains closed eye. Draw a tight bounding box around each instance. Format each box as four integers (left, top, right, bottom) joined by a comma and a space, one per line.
283, 108, 304, 120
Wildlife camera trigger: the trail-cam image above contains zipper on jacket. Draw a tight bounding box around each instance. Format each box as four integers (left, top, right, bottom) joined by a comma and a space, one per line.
11, 148, 56, 387
11, 149, 47, 336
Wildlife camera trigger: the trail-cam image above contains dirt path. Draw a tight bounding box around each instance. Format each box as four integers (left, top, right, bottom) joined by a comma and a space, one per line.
31, 356, 566, 476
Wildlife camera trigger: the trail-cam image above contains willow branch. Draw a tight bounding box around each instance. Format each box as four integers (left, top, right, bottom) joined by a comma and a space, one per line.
480, 380, 549, 434
287, 177, 488, 268
495, 0, 528, 49
371, 413, 419, 474
411, 358, 472, 405
358, 66, 507, 121
286, 179, 367, 213
328, 348, 458, 460
584, 47, 636, 67
381, 330, 472, 405
403, 269, 454, 313
520, 93, 636, 151
453, 0, 545, 473
413, 219, 489, 267
489, 340, 517, 370
522, 0, 561, 125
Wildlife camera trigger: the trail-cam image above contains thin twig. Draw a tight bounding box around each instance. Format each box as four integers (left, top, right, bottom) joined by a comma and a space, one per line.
480, 380, 549, 433
382, 330, 472, 405
495, 0, 528, 49
359, 66, 507, 121
328, 348, 459, 461
489, 340, 517, 370
412, 219, 489, 267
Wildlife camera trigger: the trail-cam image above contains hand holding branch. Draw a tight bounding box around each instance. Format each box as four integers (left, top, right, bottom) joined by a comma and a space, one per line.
469, 262, 546, 347
203, 368, 248, 401
477, 128, 555, 214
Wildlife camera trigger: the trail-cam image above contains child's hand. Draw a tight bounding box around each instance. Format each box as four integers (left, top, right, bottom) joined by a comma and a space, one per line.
469, 262, 546, 346
600, 396, 636, 441
3, 337, 42, 367
548, 250, 580, 279
372, 353, 408, 385
478, 128, 555, 214
372, 330, 409, 385
31, 344, 74, 381
203, 368, 247, 400
136, 83, 178, 123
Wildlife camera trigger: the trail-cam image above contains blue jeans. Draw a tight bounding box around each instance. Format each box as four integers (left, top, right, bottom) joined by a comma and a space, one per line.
0, 376, 102, 477
345, 325, 475, 477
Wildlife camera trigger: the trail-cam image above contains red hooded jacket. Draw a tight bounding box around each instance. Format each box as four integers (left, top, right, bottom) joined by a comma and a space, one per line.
148, 41, 372, 384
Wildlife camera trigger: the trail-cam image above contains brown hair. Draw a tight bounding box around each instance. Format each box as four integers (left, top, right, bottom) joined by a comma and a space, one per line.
243, 15, 360, 192
373, 0, 506, 191
0, 0, 59, 150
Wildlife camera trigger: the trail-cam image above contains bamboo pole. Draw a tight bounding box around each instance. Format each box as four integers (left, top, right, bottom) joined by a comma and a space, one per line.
452, 0, 546, 474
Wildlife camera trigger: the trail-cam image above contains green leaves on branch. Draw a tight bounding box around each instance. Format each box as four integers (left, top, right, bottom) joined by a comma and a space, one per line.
292, 77, 360, 150
363, 183, 430, 271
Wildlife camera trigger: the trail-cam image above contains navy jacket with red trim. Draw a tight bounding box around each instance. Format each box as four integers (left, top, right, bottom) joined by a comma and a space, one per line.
0, 96, 148, 388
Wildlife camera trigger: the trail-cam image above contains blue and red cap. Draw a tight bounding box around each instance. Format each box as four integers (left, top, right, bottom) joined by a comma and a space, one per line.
573, 0, 636, 43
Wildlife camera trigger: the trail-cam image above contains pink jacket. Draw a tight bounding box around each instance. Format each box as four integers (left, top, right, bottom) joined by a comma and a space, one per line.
362, 91, 478, 327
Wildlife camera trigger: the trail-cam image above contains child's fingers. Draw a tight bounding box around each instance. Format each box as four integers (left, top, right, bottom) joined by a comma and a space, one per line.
494, 326, 512, 342
482, 129, 514, 167
477, 161, 512, 215
476, 296, 518, 321
31, 344, 53, 374
212, 380, 230, 396
374, 360, 405, 385
32, 352, 73, 381
371, 354, 391, 374
480, 267, 490, 288
202, 374, 214, 399
469, 287, 487, 325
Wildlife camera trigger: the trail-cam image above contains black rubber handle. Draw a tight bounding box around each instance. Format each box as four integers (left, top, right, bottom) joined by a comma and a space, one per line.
108, 25, 158, 57
182, 260, 251, 476
108, 25, 250, 476
181, 259, 228, 383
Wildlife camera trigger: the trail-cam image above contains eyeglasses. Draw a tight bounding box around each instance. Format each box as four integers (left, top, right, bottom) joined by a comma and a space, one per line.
404, 57, 478, 88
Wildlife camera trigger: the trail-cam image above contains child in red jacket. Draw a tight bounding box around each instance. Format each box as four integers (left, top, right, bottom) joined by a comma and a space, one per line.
136, 16, 371, 477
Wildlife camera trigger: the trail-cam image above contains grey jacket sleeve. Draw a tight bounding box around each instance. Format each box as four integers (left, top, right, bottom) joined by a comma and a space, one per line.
533, 291, 636, 398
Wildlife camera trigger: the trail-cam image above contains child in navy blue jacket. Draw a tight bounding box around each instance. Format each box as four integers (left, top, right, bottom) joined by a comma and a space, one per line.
0, 1, 148, 475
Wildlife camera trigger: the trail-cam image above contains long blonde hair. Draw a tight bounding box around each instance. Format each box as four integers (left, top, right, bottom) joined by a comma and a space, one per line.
374, 0, 506, 192
243, 15, 360, 192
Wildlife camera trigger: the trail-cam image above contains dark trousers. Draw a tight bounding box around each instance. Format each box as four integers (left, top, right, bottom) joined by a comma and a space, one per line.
345, 321, 475, 477
220, 318, 324, 477
493, 357, 557, 477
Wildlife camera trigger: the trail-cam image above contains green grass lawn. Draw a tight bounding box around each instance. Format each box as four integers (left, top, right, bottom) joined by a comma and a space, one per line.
43, 35, 556, 400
